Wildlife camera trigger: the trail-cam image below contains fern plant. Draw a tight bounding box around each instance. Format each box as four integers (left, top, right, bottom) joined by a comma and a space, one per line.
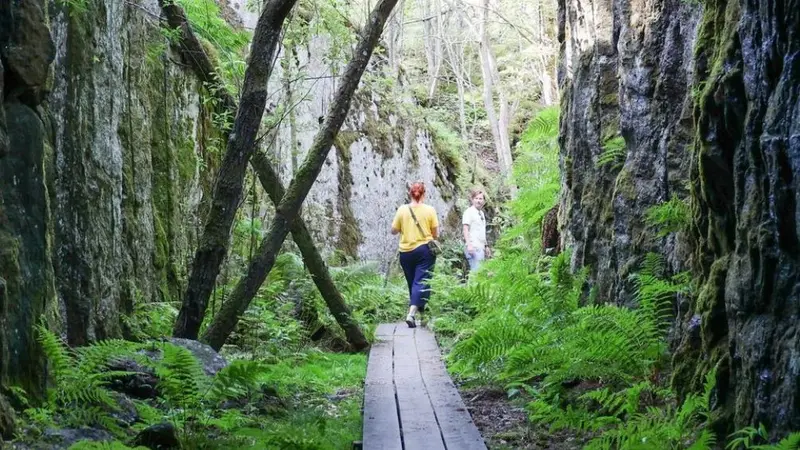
597, 136, 626, 170
728, 425, 800, 450
34, 325, 141, 436
583, 369, 718, 450
645, 197, 691, 237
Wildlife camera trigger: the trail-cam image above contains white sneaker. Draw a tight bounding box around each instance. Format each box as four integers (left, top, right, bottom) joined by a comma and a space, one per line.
405, 315, 416, 328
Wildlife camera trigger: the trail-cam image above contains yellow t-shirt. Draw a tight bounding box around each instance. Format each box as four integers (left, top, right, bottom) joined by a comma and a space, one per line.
392, 204, 440, 252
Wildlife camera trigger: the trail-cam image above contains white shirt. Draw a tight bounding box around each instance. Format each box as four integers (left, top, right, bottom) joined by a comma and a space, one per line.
462, 206, 486, 248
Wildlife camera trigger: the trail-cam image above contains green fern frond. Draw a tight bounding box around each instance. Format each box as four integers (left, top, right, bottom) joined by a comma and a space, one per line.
645, 197, 691, 237
75, 339, 141, 375
36, 324, 74, 382
597, 136, 626, 169
763, 433, 800, 450
210, 359, 268, 401
155, 342, 209, 408
688, 429, 717, 450
523, 106, 559, 142
641, 253, 666, 278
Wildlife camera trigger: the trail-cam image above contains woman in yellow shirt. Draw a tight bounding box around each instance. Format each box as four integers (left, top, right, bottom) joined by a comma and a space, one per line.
391, 182, 440, 328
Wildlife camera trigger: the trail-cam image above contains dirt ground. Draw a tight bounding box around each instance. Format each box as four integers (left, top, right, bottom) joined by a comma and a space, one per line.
460, 387, 586, 449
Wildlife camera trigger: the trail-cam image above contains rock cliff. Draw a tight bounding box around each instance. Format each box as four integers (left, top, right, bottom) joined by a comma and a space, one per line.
558, 0, 800, 436
0, 0, 458, 389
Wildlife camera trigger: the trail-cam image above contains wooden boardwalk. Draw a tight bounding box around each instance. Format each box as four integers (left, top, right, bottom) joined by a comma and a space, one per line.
362, 323, 487, 450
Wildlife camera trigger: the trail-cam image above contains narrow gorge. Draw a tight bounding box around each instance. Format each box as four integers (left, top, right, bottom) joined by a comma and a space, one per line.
1, 0, 798, 447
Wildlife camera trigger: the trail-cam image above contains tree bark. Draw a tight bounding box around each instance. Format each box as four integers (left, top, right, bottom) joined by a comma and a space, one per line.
158, 1, 368, 351
386, 0, 405, 72
250, 152, 369, 350
477, 0, 513, 175
201, 0, 399, 351
172, 0, 297, 339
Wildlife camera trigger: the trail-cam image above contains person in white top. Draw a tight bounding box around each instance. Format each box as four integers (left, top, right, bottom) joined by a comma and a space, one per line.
462, 188, 491, 273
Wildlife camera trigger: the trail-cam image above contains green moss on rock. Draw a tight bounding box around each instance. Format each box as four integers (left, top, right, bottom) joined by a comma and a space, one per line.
613, 168, 637, 201
333, 132, 364, 259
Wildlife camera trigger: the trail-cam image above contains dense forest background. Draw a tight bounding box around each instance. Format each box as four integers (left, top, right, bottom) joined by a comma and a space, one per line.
0, 0, 798, 448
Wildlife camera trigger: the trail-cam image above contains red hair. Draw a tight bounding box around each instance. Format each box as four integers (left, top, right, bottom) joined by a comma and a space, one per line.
409, 182, 426, 201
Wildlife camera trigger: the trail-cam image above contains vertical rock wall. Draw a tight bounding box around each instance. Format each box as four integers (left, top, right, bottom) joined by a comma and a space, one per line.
673, 0, 800, 436
559, 0, 800, 436
558, 0, 700, 304
49, 1, 212, 345
0, 0, 57, 398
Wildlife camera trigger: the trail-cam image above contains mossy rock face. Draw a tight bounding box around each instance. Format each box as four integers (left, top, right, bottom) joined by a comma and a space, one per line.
0, 392, 15, 440
558, 0, 701, 308
333, 131, 364, 259
45, 4, 215, 346
0, 102, 55, 398
672, 0, 800, 437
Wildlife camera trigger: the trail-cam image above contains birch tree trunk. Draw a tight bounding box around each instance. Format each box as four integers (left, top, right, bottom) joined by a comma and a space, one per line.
478, 0, 512, 175
172, 0, 297, 340
201, 0, 400, 351
386, 0, 405, 72
442, 1, 468, 139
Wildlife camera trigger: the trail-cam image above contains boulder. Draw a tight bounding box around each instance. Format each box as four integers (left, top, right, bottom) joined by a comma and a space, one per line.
106, 358, 159, 400
42, 427, 113, 448
168, 338, 227, 377
109, 393, 139, 427
131, 422, 180, 450
0, 0, 55, 97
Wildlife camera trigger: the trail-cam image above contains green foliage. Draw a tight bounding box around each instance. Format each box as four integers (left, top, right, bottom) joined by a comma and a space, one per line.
175, 0, 250, 53
728, 425, 800, 449
583, 369, 717, 449
155, 343, 209, 409
223, 351, 366, 449
122, 298, 178, 341
499, 107, 561, 248
318, 261, 408, 329
428, 119, 467, 175
171, 0, 251, 93
209, 360, 267, 401
280, 0, 360, 69
69, 441, 148, 450
33, 325, 140, 436
729, 425, 772, 449
447, 250, 679, 390
597, 136, 627, 170
56, 0, 90, 14
645, 197, 691, 237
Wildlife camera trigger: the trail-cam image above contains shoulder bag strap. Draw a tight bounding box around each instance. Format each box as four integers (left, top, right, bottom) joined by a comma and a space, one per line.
407, 205, 430, 239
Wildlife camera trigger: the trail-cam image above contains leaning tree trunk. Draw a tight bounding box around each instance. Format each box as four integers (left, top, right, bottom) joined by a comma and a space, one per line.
251, 152, 369, 350
172, 0, 297, 340
157, 2, 368, 350
201, 0, 400, 351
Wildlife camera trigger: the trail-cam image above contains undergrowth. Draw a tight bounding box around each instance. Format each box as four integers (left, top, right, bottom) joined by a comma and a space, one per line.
427, 108, 800, 449
11, 324, 365, 449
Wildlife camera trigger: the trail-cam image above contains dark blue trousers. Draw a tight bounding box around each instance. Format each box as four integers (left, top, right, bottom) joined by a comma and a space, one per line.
399, 244, 436, 312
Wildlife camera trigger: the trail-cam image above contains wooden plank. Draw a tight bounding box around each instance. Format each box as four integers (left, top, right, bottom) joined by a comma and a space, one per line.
393, 332, 446, 450
363, 336, 402, 450
393, 322, 414, 337
375, 323, 396, 338
416, 328, 487, 450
